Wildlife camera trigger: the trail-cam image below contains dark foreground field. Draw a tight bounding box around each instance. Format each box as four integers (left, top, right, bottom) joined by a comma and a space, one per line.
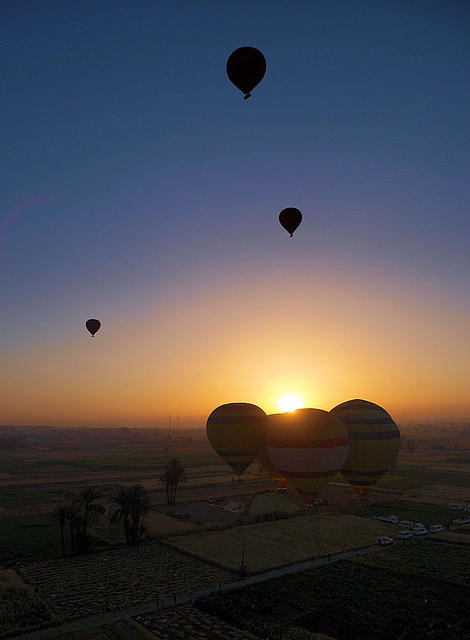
197, 540, 470, 640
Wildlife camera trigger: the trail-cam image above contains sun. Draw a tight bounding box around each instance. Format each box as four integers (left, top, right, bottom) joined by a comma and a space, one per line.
277, 393, 304, 412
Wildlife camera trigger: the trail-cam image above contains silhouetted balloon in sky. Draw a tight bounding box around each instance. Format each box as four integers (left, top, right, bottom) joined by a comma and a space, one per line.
330, 399, 401, 498
206, 402, 267, 476
86, 319, 101, 337
279, 208, 302, 237
226, 47, 266, 99
266, 408, 349, 502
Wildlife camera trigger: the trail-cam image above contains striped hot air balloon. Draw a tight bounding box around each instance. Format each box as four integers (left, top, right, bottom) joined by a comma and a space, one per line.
257, 444, 287, 490
206, 403, 267, 476
266, 408, 349, 501
330, 399, 401, 497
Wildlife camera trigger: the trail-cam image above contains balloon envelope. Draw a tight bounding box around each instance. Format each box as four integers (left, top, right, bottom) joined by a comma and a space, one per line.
226, 47, 266, 99
206, 403, 267, 476
330, 399, 401, 497
279, 208, 302, 237
257, 442, 287, 490
266, 408, 349, 500
86, 319, 101, 336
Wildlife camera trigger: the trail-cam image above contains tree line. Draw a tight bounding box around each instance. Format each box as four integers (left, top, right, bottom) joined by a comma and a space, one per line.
55, 457, 187, 556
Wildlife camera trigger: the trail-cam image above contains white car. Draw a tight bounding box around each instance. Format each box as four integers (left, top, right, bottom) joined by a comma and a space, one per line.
377, 536, 393, 546
388, 515, 399, 524
412, 527, 428, 535
448, 503, 463, 510
460, 517, 470, 524
399, 520, 414, 528
453, 518, 466, 525
377, 516, 394, 522
398, 530, 413, 540
429, 524, 445, 533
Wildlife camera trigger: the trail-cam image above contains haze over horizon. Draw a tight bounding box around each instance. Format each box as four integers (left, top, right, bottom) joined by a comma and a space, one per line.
1, 2, 469, 427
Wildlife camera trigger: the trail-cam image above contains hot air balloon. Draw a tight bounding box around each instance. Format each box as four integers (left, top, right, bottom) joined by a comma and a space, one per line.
257, 446, 287, 490
86, 319, 101, 337
226, 47, 266, 99
206, 403, 267, 476
266, 408, 349, 502
330, 399, 401, 498
279, 208, 302, 237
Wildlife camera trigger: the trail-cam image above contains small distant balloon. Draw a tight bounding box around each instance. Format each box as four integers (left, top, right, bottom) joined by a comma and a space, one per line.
279, 208, 302, 237
86, 319, 101, 337
226, 47, 266, 99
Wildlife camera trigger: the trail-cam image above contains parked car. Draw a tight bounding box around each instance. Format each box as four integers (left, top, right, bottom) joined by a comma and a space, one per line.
448, 503, 463, 510
377, 536, 393, 546
377, 516, 394, 522
398, 530, 413, 540
399, 520, 414, 528
388, 515, 399, 524
429, 524, 445, 533
412, 527, 428, 535
414, 522, 425, 529
460, 517, 470, 525
453, 518, 466, 525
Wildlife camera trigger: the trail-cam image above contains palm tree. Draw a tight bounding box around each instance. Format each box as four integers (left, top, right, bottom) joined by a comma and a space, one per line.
54, 506, 68, 556
74, 487, 105, 553
109, 484, 151, 544
64, 501, 82, 554
159, 457, 187, 505
77, 488, 105, 536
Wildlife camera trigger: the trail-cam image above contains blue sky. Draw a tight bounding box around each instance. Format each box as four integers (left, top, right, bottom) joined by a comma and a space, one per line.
1, 1, 469, 424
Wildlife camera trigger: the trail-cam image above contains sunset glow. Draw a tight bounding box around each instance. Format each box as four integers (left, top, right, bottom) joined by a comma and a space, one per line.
277, 394, 304, 413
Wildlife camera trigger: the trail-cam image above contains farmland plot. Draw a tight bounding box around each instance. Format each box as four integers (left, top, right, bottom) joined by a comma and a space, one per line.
0, 569, 57, 638
351, 539, 470, 586
167, 514, 389, 573
197, 556, 470, 640
20, 542, 235, 622
134, 604, 261, 640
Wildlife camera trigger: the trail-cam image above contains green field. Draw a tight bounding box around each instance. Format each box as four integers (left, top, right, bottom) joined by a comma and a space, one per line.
352, 540, 470, 586
197, 541, 470, 639
0, 446, 222, 474
355, 499, 453, 526
0, 513, 62, 563
0, 510, 131, 563
378, 464, 470, 490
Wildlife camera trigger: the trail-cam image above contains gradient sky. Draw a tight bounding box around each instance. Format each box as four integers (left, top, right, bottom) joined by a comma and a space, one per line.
1, 1, 469, 426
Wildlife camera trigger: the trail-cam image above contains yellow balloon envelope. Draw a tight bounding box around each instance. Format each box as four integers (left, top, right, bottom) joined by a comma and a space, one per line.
206, 403, 267, 476
330, 399, 401, 497
266, 408, 349, 500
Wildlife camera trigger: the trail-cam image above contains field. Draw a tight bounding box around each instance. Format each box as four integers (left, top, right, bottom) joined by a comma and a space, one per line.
167, 514, 390, 573
54, 618, 158, 639
0, 569, 57, 638
197, 541, 470, 639
52, 609, 261, 640
354, 499, 454, 526
19, 541, 235, 622
400, 484, 470, 506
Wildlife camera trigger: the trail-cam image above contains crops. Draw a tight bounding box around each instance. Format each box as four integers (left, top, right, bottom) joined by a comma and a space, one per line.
167, 514, 390, 573
20, 541, 234, 622
352, 539, 470, 586
354, 499, 452, 526
133, 604, 261, 640
197, 548, 470, 639
0, 569, 56, 638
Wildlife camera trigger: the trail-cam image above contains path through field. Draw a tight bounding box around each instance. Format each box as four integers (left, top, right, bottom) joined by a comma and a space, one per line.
14, 544, 380, 640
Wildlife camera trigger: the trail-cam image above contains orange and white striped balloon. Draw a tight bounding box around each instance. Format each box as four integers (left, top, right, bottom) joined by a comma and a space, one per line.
266, 409, 349, 500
